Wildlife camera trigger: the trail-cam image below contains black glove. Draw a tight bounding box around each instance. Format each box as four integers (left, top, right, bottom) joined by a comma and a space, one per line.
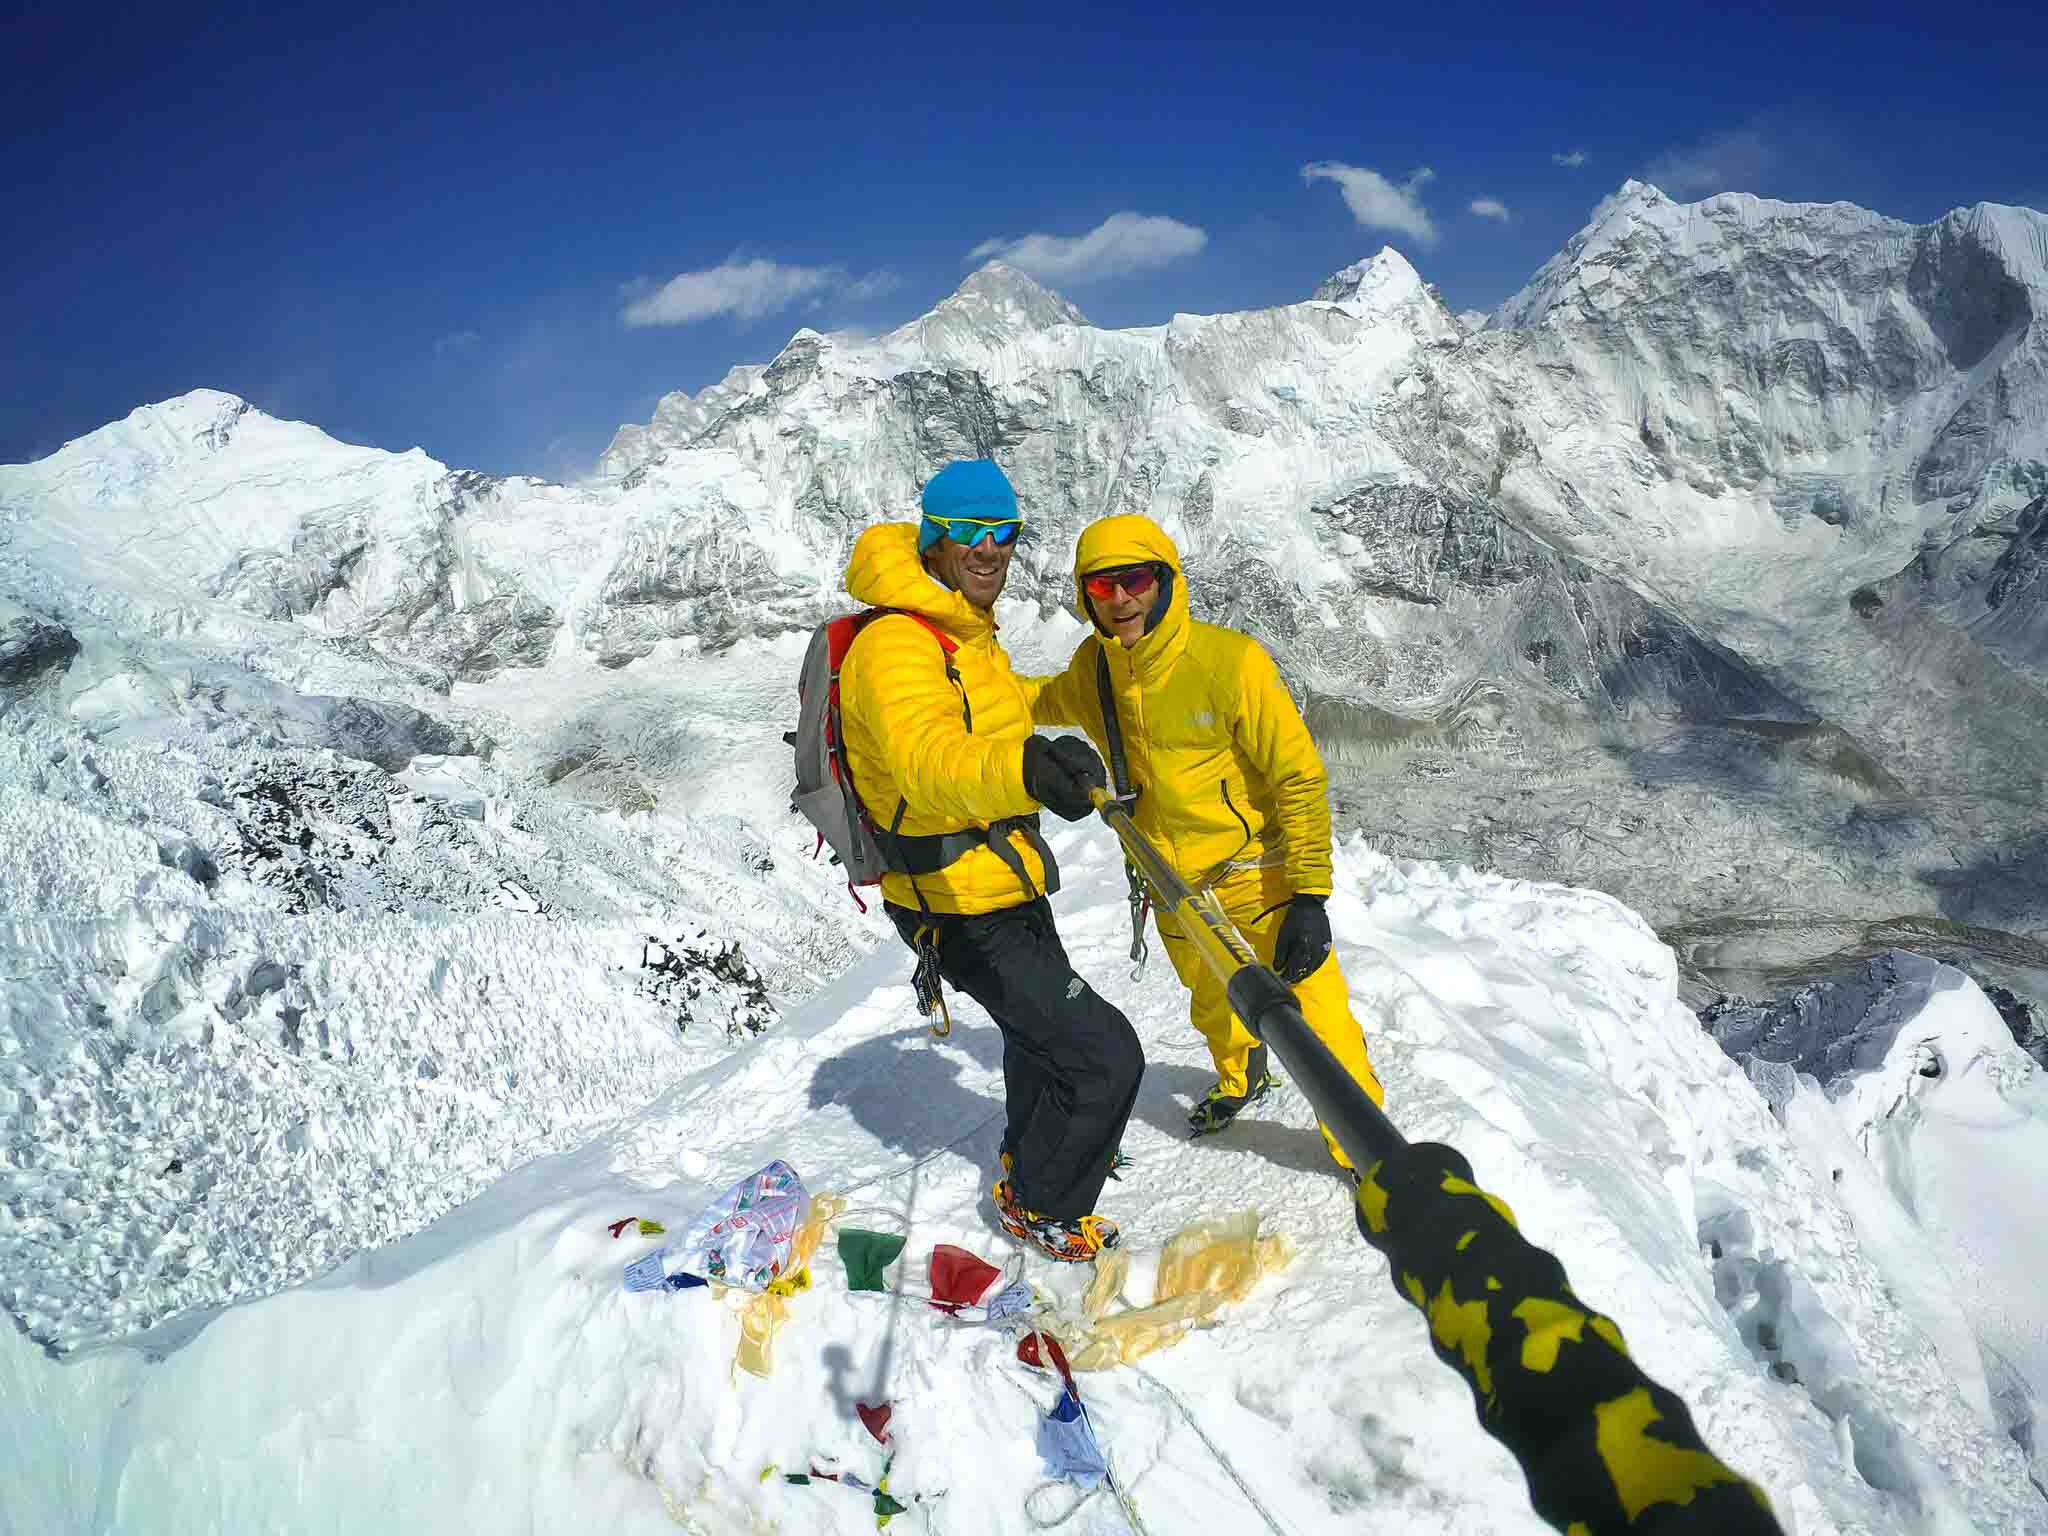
1272, 895, 1330, 983
1021, 735, 1107, 822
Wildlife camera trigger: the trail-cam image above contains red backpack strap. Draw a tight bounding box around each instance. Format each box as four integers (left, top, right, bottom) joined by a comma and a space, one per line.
900, 612, 958, 656
847, 610, 968, 729
851, 608, 957, 655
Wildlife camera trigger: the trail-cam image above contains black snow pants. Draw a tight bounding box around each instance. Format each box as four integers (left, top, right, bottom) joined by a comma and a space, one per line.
888, 898, 1143, 1222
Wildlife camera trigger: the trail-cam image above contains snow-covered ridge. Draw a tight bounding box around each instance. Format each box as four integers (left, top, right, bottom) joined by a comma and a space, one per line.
1, 391, 820, 686
1482, 180, 2048, 562
584, 184, 2043, 802
11, 186, 2046, 791
1705, 946, 2048, 1498
7, 839, 2044, 1531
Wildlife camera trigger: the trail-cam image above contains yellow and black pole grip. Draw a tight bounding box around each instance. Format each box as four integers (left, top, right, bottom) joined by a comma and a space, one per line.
1356, 1134, 1781, 1534
1227, 964, 1782, 1535
1089, 790, 1783, 1536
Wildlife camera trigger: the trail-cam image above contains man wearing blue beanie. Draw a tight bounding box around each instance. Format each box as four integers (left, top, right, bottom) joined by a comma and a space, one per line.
917, 459, 1021, 551
836, 459, 1141, 1263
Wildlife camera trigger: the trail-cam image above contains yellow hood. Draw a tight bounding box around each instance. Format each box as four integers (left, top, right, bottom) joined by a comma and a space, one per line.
845, 522, 993, 642
835, 519, 1045, 915
1073, 514, 1189, 686
1026, 511, 1333, 901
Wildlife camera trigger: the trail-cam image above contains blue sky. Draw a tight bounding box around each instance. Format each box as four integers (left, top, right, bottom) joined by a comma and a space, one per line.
7, 0, 2044, 479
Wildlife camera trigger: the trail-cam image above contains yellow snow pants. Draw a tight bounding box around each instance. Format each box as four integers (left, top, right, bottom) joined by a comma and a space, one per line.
1158, 867, 1384, 1171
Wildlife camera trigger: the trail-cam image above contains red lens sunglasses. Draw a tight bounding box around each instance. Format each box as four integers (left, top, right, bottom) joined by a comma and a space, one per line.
1083, 565, 1159, 602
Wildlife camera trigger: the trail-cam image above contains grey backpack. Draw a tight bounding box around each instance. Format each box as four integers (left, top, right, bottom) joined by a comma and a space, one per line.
790, 609, 959, 901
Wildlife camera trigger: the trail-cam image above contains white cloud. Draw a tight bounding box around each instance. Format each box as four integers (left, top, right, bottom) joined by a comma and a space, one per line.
432, 330, 481, 358
1469, 197, 1511, 223
1552, 150, 1589, 169
966, 212, 1208, 283
619, 258, 897, 328
1644, 129, 1774, 197
621, 260, 833, 327
1300, 162, 1438, 245
842, 270, 905, 303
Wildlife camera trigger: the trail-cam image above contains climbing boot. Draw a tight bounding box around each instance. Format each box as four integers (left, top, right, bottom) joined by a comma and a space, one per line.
993, 1175, 1120, 1263
1186, 1045, 1275, 1138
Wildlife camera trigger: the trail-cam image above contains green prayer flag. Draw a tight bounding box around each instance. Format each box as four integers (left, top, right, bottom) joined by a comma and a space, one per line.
837, 1228, 907, 1292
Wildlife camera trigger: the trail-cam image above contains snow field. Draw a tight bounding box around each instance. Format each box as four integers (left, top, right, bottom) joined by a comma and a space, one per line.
0, 705, 881, 1356
1836, 973, 2048, 1497
9, 828, 2042, 1533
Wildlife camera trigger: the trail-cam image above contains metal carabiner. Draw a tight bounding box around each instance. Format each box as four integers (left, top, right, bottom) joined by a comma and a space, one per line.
911, 925, 951, 1037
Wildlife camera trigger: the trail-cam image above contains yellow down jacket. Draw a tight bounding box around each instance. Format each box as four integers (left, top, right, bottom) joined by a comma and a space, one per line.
837, 522, 1051, 915
1024, 515, 1333, 904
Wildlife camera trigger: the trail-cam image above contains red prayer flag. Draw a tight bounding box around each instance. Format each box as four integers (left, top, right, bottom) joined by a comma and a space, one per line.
856, 1401, 893, 1445
927, 1244, 1002, 1312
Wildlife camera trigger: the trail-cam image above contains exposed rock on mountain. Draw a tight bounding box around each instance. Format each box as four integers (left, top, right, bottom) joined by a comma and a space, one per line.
1487, 188, 2044, 564
7, 185, 2046, 795
0, 615, 79, 693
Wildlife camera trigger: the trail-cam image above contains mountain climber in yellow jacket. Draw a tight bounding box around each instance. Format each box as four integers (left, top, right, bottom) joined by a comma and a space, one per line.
837, 460, 1142, 1263
1024, 513, 1385, 1171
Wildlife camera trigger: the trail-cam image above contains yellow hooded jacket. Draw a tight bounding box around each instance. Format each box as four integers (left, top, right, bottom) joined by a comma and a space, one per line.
1024, 515, 1333, 905
837, 522, 1052, 915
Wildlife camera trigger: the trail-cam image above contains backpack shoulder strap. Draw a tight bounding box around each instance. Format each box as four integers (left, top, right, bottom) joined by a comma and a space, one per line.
855, 608, 969, 731
1094, 644, 1133, 799
851, 608, 1056, 905
1095, 643, 1151, 973
854, 607, 957, 655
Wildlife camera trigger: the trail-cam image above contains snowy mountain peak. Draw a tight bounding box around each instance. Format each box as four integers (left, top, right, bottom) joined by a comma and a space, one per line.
1492, 180, 1916, 329
1312, 247, 1427, 309
26, 388, 261, 469
139, 386, 256, 429
1932, 200, 2048, 291
1609, 176, 1669, 210
938, 260, 1089, 330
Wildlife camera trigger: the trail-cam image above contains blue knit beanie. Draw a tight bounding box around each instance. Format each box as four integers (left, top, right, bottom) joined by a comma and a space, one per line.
919, 459, 1019, 550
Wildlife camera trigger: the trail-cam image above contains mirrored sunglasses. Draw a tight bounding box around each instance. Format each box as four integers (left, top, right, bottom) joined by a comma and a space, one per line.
1082, 564, 1160, 602
925, 514, 1022, 547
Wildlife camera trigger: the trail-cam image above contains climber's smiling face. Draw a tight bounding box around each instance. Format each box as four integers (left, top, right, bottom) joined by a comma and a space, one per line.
923, 521, 1019, 613
1084, 563, 1162, 648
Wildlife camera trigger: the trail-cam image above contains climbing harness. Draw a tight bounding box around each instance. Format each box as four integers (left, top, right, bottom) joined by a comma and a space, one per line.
876, 619, 1053, 1039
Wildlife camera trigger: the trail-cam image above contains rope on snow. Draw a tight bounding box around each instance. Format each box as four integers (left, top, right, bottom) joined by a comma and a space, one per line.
1128, 1363, 1290, 1536
997, 1369, 1152, 1536
834, 1107, 1005, 1199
